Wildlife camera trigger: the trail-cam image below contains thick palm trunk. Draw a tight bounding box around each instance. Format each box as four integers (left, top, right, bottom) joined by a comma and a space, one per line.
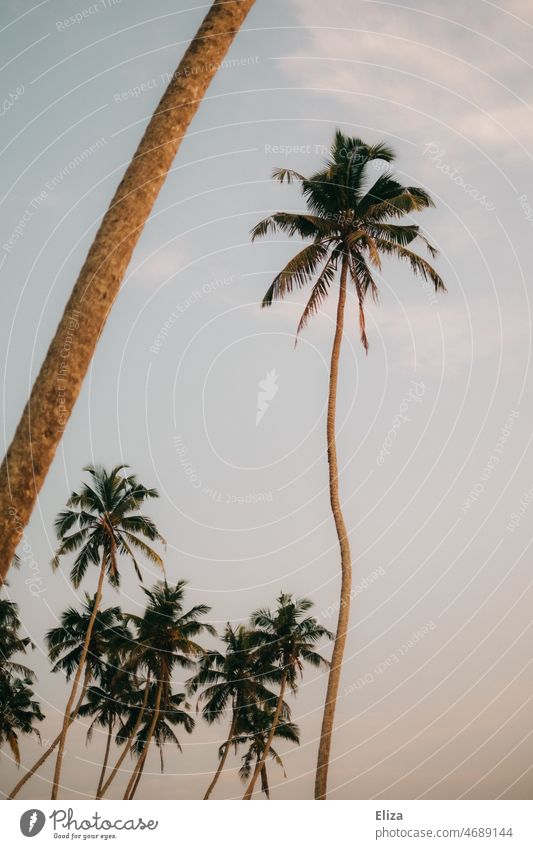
123, 679, 163, 800
203, 711, 237, 800
314, 256, 352, 800
95, 718, 113, 798
0, 0, 256, 583
8, 664, 91, 799
51, 558, 107, 799
243, 671, 287, 799
97, 679, 150, 799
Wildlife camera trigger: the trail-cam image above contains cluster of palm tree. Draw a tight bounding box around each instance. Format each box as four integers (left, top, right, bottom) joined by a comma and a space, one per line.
0, 0, 445, 800
2, 465, 331, 800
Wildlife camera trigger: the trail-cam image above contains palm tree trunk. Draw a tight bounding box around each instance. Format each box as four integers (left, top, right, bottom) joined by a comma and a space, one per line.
51, 557, 107, 799
123, 679, 163, 800
97, 679, 150, 799
8, 663, 92, 799
314, 254, 352, 800
95, 717, 113, 798
243, 671, 287, 799
129, 757, 145, 800
260, 762, 270, 799
0, 0, 256, 584
203, 711, 237, 799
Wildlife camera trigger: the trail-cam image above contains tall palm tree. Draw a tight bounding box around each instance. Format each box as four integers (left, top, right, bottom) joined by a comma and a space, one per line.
0, 0, 257, 584
187, 623, 277, 799
0, 675, 44, 766
50, 464, 163, 799
236, 705, 300, 799
243, 593, 330, 799
251, 131, 445, 797
126, 686, 194, 799
8, 594, 133, 799
122, 581, 214, 799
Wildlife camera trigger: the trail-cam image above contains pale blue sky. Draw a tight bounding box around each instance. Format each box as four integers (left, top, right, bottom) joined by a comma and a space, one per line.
1, 0, 533, 800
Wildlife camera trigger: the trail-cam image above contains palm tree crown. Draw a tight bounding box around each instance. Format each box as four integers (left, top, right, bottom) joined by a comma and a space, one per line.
252, 129, 445, 350
52, 464, 164, 588
251, 593, 331, 693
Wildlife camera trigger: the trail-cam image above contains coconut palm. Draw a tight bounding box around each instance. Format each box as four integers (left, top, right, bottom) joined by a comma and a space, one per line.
8, 465, 163, 800
121, 581, 214, 799
242, 593, 331, 799
236, 705, 300, 799
48, 465, 163, 799
78, 663, 137, 797
0, 592, 43, 766
0, 596, 34, 680
126, 686, 194, 799
96, 676, 151, 799
0, 675, 44, 766
187, 623, 277, 799
251, 131, 445, 797
0, 0, 257, 584
8, 594, 134, 799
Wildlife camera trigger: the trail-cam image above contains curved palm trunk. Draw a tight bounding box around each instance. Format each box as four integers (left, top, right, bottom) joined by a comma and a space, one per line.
203, 711, 237, 800
243, 671, 287, 799
51, 558, 107, 799
0, 0, 256, 583
123, 679, 163, 800
97, 679, 150, 799
8, 664, 91, 799
95, 717, 113, 798
129, 758, 145, 800
314, 255, 352, 800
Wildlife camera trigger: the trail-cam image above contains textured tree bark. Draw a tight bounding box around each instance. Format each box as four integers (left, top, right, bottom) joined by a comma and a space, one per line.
203, 710, 237, 799
95, 718, 113, 799
243, 670, 287, 799
97, 679, 150, 799
123, 679, 162, 800
51, 559, 107, 799
314, 255, 352, 800
8, 664, 91, 799
0, 0, 256, 582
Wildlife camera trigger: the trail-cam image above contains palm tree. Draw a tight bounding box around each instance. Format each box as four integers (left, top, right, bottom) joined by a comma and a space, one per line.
0, 675, 44, 766
236, 705, 300, 799
0, 0, 257, 585
8, 594, 133, 799
242, 593, 330, 799
121, 581, 214, 799
96, 676, 151, 799
0, 596, 34, 680
78, 663, 136, 797
43, 464, 162, 799
126, 686, 194, 799
251, 131, 445, 798
187, 623, 277, 799
0, 592, 43, 766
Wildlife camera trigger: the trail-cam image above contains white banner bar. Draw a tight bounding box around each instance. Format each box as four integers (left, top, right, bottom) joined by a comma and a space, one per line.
4, 800, 533, 848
